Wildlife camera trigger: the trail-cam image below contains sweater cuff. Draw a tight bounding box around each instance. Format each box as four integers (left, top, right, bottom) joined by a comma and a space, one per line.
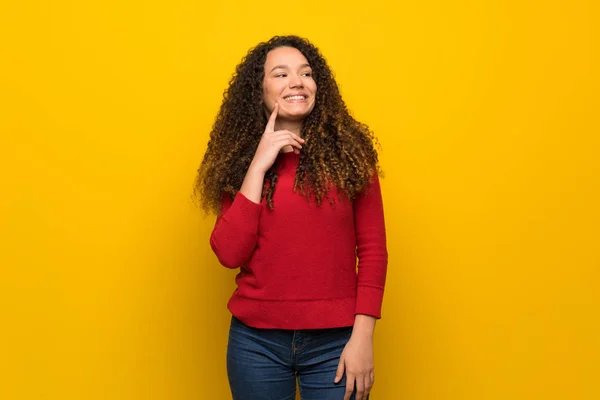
226, 191, 262, 223
355, 285, 384, 319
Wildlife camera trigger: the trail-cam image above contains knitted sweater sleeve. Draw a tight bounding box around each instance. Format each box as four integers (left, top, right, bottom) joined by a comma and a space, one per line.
209, 191, 262, 269
353, 173, 389, 319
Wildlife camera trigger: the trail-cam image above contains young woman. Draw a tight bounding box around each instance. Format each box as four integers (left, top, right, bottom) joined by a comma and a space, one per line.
195, 35, 388, 400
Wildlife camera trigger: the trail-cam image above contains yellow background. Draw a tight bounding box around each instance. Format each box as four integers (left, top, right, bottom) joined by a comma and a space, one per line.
1, 1, 598, 399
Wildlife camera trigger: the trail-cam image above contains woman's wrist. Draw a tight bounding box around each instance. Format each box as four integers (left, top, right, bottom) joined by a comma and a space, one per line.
247, 161, 266, 176
352, 314, 376, 339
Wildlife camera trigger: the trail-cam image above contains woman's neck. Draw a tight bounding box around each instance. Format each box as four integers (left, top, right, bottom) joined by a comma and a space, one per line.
274, 119, 303, 137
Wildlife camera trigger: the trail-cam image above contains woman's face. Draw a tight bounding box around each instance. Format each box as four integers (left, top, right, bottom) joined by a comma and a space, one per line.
262, 46, 317, 121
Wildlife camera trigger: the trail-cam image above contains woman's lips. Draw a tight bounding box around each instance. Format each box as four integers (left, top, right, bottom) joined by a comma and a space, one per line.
283, 96, 308, 103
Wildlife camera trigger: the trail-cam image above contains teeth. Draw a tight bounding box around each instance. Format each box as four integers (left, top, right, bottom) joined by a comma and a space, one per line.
285, 95, 306, 100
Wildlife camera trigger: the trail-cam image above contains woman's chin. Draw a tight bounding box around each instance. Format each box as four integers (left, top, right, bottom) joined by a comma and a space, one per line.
278, 108, 313, 121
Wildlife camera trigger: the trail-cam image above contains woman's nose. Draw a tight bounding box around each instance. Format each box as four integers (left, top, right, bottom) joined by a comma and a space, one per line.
289, 74, 303, 88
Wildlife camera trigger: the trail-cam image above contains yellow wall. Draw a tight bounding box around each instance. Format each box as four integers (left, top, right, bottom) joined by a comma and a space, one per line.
1, 1, 598, 399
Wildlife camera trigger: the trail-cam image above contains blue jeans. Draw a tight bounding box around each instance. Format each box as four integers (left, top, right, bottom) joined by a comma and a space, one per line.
227, 315, 370, 400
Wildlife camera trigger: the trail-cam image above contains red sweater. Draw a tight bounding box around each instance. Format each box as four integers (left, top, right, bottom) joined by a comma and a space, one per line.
210, 151, 388, 329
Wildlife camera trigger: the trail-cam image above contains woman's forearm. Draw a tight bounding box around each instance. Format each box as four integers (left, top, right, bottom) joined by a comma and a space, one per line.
240, 165, 266, 204
209, 165, 266, 268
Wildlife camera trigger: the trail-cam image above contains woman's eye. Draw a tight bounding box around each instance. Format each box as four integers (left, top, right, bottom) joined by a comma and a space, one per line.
275, 74, 287, 78
302, 72, 312, 77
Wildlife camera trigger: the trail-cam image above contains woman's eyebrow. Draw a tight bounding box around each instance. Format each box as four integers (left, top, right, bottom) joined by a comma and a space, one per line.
269, 63, 311, 73
269, 65, 288, 73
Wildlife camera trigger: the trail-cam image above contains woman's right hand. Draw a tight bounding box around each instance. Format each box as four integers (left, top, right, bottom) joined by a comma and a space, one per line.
249, 103, 305, 174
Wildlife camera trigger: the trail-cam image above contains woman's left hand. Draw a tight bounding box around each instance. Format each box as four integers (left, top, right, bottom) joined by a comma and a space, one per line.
334, 333, 374, 400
